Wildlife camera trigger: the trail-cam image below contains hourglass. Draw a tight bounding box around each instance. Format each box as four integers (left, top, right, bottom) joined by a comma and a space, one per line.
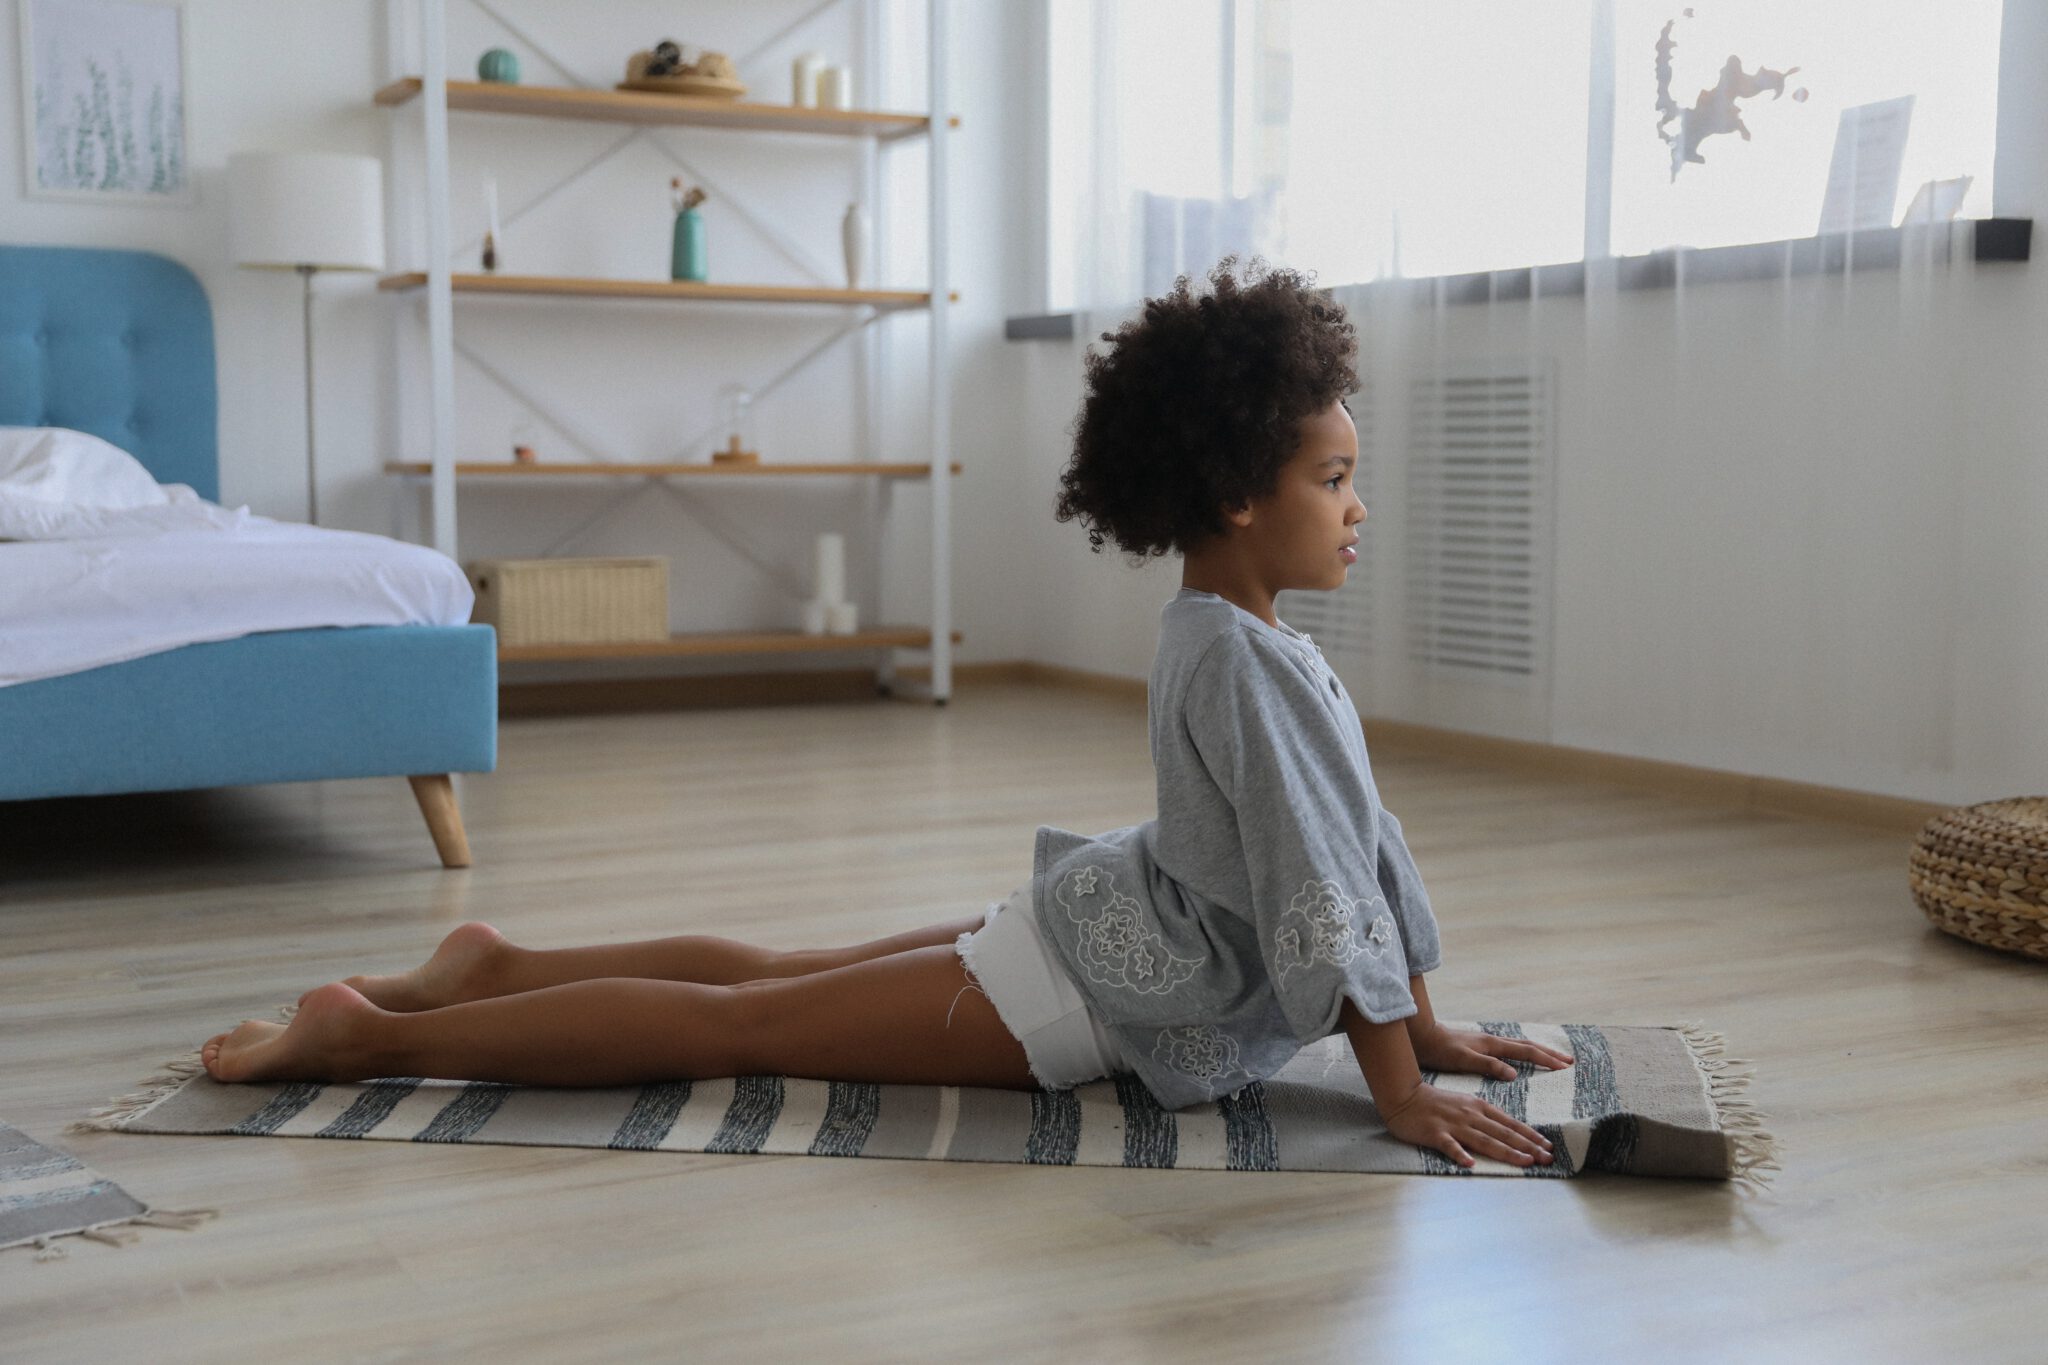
713, 383, 759, 466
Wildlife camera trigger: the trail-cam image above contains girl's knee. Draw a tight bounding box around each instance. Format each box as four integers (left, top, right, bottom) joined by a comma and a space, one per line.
719, 980, 792, 1072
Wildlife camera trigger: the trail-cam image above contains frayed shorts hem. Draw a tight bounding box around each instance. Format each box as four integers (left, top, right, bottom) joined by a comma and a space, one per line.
955, 884, 1127, 1090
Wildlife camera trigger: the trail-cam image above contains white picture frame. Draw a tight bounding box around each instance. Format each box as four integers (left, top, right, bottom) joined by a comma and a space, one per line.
18, 0, 192, 205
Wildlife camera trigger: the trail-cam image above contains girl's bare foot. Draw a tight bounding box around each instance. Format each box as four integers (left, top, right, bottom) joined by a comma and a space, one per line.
301, 921, 511, 1014
203, 983, 387, 1083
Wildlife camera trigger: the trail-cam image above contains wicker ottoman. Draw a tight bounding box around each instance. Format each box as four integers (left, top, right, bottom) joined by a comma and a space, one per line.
1908, 797, 2048, 961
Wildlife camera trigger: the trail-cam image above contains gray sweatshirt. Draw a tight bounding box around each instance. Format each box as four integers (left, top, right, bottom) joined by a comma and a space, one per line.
1030, 587, 1442, 1110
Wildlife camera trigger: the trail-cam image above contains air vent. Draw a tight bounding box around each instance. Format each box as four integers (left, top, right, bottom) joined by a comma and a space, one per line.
1277, 386, 1375, 665
1403, 366, 1551, 679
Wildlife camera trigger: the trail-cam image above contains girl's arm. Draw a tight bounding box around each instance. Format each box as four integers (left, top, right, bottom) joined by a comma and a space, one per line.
1343, 996, 1423, 1109
1407, 973, 1437, 1031
1373, 805, 1442, 973
1401, 975, 1576, 1080
1340, 998, 1553, 1169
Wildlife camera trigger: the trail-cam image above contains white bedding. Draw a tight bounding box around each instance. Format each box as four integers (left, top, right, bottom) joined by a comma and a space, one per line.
0, 486, 475, 689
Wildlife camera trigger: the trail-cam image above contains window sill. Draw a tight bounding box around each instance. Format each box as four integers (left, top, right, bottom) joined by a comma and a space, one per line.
1004, 217, 2032, 340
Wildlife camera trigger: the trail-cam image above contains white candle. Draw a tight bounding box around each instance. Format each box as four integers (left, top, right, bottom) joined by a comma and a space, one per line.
792, 53, 823, 107
817, 64, 853, 111
814, 532, 846, 606
484, 176, 500, 241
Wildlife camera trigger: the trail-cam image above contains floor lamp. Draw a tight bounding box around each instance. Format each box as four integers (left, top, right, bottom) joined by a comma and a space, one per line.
228, 152, 386, 526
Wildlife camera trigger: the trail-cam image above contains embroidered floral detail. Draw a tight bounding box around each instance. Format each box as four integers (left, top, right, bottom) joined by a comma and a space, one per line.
1273, 879, 1394, 985
1055, 865, 1204, 995
1152, 1024, 1250, 1084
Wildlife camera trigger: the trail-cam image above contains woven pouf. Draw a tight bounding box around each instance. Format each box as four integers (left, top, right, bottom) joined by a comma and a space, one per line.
1908, 797, 2048, 961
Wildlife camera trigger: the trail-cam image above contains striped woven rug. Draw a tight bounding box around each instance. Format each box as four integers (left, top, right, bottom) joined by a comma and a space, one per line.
72, 1021, 1776, 1185
1, 1120, 215, 1260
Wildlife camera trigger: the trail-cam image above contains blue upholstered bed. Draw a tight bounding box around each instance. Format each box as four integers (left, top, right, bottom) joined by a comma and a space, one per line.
0, 245, 496, 866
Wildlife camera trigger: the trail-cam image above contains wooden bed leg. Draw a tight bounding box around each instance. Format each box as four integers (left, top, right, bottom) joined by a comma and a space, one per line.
408, 774, 473, 868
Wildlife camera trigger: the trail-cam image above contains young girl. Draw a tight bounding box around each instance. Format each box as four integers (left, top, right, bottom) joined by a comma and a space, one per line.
203, 258, 1566, 1171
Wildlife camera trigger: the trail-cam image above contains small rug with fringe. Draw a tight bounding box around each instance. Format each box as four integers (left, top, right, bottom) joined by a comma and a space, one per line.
71, 1020, 1777, 1186
2, 1119, 216, 1261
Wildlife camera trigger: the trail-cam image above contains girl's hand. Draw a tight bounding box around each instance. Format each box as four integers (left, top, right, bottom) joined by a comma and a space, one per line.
1408, 1023, 1574, 1082
1378, 1082, 1555, 1169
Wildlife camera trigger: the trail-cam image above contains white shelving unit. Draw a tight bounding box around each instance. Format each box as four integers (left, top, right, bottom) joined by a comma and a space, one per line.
377, 0, 957, 702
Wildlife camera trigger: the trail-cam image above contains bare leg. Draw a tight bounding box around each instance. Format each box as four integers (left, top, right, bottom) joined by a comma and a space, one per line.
334, 915, 991, 1013
208, 944, 1035, 1091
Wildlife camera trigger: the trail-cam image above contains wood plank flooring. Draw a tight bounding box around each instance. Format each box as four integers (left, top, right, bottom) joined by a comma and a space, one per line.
3, 682, 2043, 1363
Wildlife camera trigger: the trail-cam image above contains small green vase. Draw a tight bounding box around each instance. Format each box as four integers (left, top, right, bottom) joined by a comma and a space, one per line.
477, 48, 520, 84
672, 209, 707, 282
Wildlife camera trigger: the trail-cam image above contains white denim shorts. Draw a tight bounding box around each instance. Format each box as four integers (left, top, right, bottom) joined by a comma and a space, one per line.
955, 883, 1127, 1090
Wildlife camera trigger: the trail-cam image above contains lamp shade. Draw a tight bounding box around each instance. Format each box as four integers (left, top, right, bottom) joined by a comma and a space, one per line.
228, 152, 386, 272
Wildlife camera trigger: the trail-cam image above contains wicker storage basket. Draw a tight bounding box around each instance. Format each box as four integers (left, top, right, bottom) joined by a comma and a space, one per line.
468, 557, 669, 648
1907, 797, 2048, 962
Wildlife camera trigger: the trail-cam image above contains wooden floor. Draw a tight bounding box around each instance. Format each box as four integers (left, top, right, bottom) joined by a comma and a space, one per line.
3, 682, 2043, 1362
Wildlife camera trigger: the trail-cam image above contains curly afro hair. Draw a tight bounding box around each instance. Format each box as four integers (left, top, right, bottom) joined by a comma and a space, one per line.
1054, 256, 1358, 559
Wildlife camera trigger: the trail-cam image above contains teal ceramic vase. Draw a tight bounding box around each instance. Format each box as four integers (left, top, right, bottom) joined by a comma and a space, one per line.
477, 48, 520, 84
672, 209, 707, 282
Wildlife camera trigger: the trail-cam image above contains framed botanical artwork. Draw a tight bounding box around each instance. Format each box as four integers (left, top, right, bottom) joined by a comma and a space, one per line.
18, 0, 191, 204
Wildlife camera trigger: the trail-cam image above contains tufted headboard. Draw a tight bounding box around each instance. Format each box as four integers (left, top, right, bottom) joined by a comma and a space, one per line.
0, 246, 219, 501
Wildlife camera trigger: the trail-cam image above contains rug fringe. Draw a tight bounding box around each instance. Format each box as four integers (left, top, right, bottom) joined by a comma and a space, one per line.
1675, 1021, 1781, 1191
18, 1206, 219, 1262
65, 1051, 208, 1135
68, 1001, 300, 1136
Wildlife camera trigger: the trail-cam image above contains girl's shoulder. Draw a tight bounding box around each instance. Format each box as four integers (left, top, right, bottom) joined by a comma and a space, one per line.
1157, 593, 1322, 709
1155, 591, 1247, 687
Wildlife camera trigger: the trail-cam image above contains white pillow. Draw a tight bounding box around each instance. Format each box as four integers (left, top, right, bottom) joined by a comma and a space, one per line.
0, 426, 170, 510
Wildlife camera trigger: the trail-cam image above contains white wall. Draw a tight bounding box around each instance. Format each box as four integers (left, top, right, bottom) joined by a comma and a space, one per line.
989, 0, 2048, 808
0, 0, 1034, 679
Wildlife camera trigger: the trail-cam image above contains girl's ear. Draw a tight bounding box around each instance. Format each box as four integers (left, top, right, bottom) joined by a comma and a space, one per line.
1224, 500, 1254, 529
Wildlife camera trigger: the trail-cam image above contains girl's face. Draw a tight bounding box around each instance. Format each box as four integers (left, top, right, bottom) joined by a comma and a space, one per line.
1231, 399, 1366, 592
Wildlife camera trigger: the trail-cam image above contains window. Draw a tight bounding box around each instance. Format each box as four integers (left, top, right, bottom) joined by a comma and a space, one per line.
1608, 0, 2003, 255
1046, 0, 2003, 311
1276, 3, 1592, 283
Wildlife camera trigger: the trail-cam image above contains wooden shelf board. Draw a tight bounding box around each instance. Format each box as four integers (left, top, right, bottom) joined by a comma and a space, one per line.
385, 460, 960, 479
498, 627, 953, 663
377, 272, 943, 309
374, 77, 951, 141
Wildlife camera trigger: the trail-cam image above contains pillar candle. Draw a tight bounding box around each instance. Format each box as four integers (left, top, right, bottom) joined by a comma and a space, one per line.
792, 53, 824, 107
814, 532, 846, 606
817, 64, 853, 111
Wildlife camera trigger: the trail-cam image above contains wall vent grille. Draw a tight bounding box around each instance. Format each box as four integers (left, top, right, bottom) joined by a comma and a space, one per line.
1403, 366, 1551, 679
